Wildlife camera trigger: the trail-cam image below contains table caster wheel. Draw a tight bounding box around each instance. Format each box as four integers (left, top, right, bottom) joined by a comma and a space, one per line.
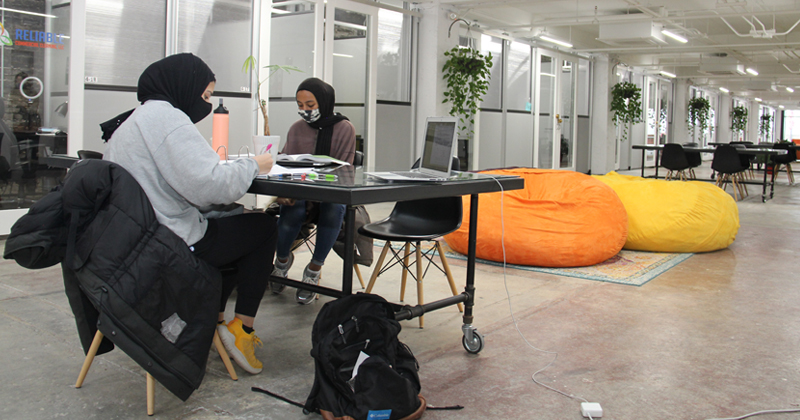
462, 330, 484, 354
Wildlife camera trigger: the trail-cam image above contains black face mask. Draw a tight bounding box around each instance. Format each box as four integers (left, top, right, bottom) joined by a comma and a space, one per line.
188, 100, 213, 124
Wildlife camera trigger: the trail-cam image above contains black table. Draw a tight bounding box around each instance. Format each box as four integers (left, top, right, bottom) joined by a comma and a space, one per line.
632, 144, 786, 202
248, 166, 524, 352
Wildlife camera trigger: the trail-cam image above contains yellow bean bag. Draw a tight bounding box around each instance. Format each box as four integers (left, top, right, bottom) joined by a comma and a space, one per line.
444, 168, 628, 268
593, 172, 739, 253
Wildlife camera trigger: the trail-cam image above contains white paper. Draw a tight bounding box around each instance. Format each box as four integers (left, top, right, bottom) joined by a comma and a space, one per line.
351, 351, 371, 380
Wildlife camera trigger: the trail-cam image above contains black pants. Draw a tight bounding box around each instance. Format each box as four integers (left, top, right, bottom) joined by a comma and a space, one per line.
192, 212, 277, 318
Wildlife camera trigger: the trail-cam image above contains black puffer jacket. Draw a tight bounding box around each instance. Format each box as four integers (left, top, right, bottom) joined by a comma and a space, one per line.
4, 159, 221, 401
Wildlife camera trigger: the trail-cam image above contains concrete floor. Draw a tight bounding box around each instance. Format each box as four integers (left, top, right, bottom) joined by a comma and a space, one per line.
2, 163, 800, 420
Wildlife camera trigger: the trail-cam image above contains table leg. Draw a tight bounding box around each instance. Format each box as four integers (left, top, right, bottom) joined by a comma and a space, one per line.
762, 164, 769, 202
640, 149, 646, 177
654, 150, 661, 179
342, 205, 356, 295
463, 194, 478, 326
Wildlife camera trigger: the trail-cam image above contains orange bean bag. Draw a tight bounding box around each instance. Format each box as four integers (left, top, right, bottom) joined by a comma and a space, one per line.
444, 168, 628, 268
593, 172, 739, 253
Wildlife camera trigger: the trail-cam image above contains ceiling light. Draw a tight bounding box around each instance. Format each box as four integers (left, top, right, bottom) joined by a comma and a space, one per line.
661, 30, 688, 43
659, 70, 676, 78
746, 68, 759, 76
787, 87, 795, 93
755, 97, 762, 102
539, 35, 573, 48
779, 105, 785, 109
719, 87, 730, 93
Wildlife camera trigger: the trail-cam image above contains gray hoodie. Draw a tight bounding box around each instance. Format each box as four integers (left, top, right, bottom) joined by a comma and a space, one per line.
104, 100, 259, 246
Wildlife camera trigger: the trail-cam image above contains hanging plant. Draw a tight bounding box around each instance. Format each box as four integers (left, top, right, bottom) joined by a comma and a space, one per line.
687, 97, 711, 138
759, 114, 773, 137
730, 106, 748, 134
610, 82, 643, 142
442, 46, 493, 138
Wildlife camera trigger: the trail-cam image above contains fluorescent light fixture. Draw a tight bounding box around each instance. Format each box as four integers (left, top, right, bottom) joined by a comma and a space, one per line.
271, 9, 290, 14
0, 7, 56, 18
746, 68, 759, 76
661, 29, 688, 43
787, 87, 795, 93
332, 53, 353, 58
659, 70, 676, 78
755, 97, 762, 102
539, 35, 573, 48
779, 105, 785, 109
719, 87, 730, 93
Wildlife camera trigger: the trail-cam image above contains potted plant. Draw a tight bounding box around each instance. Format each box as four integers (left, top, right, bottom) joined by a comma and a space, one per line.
759, 114, 773, 138
730, 106, 748, 136
242, 56, 301, 136
687, 96, 711, 138
441, 46, 493, 139
610, 82, 643, 142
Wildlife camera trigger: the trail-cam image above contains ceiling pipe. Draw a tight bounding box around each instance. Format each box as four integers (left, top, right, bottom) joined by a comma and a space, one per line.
719, 15, 800, 38
783, 64, 800, 74
496, 8, 800, 29
574, 41, 800, 53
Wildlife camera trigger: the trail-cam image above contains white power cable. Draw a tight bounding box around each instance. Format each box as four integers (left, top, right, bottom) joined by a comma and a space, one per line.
706, 408, 800, 420
484, 174, 593, 419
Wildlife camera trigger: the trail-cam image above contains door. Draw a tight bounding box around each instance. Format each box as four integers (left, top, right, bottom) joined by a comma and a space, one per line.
533, 50, 576, 170
643, 77, 671, 168
324, 0, 377, 170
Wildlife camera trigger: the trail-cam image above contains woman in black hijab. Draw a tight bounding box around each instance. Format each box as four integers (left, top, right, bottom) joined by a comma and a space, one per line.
102, 53, 276, 375
271, 77, 356, 304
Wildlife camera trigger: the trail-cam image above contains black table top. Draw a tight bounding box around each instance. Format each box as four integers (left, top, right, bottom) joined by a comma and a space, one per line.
248, 166, 525, 205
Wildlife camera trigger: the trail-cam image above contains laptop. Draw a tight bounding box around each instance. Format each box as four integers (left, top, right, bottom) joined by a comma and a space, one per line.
366, 116, 459, 182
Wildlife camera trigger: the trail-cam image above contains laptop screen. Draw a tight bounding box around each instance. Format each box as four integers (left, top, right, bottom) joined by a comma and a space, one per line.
420, 119, 457, 174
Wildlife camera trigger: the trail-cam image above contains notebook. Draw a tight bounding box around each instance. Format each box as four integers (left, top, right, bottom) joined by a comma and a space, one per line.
366, 117, 458, 182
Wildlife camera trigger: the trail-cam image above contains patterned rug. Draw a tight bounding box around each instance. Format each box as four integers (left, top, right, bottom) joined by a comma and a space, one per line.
374, 241, 693, 287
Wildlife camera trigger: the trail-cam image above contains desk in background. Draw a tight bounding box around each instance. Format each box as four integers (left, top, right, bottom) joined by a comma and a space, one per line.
632, 144, 786, 202
249, 166, 524, 353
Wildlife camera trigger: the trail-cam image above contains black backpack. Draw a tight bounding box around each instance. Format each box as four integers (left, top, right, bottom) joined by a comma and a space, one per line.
304, 293, 426, 420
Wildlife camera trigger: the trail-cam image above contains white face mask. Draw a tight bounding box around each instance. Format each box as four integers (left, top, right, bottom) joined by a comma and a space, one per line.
298, 108, 321, 124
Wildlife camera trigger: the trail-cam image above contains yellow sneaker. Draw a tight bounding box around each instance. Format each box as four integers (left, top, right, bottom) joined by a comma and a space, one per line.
218, 318, 263, 374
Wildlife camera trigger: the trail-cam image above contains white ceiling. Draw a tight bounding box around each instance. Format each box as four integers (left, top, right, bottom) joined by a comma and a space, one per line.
439, 0, 800, 108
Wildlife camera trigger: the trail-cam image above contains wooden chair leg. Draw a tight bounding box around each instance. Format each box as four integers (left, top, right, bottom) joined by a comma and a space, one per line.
212, 330, 238, 381
436, 242, 464, 313
400, 243, 411, 302
365, 242, 391, 293
75, 330, 104, 388
353, 263, 366, 289
415, 243, 424, 329
146, 373, 155, 416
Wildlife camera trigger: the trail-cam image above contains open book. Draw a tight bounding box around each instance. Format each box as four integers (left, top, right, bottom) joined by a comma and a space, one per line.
276, 154, 349, 167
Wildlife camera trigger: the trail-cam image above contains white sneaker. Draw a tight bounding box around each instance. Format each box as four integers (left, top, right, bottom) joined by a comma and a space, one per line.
295, 265, 321, 305
270, 253, 293, 294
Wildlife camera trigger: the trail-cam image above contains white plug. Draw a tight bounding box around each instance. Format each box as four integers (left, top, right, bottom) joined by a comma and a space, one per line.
581, 402, 603, 418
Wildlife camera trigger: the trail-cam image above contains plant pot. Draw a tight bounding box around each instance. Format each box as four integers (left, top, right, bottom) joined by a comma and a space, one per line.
253, 135, 280, 160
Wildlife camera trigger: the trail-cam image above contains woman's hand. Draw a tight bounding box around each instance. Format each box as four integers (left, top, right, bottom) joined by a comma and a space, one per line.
276, 197, 296, 206
254, 153, 274, 174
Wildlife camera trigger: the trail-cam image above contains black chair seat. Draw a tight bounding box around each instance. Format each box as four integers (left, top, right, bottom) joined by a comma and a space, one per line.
660, 144, 690, 171
358, 197, 462, 242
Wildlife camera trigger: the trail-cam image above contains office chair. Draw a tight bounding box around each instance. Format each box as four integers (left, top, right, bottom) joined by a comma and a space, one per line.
682, 142, 702, 179
75, 328, 238, 416
358, 157, 463, 328
78, 150, 104, 160
712, 145, 748, 200
660, 144, 691, 181
769, 142, 795, 184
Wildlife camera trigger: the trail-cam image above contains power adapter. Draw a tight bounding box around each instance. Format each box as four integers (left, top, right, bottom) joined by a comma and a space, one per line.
581, 402, 603, 418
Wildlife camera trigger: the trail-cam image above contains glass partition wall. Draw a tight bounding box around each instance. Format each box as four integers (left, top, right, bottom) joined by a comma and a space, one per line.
1, 1, 71, 232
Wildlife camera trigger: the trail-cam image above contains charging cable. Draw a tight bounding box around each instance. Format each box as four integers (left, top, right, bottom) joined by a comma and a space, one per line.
485, 174, 596, 420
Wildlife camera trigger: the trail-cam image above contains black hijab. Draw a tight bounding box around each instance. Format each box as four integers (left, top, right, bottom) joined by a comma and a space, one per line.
296, 77, 348, 156
101, 53, 216, 141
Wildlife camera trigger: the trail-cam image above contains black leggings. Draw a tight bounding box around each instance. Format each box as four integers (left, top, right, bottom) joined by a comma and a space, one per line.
192, 212, 277, 318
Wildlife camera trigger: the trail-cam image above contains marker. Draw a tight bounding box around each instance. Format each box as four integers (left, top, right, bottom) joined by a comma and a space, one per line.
266, 144, 272, 153
306, 173, 338, 181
